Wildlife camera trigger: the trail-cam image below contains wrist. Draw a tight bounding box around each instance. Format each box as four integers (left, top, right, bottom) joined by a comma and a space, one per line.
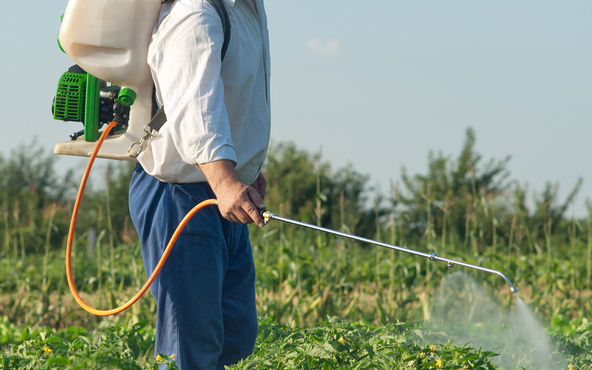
198, 160, 241, 194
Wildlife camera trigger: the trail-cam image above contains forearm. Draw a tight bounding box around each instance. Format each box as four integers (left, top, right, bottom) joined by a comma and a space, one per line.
198, 160, 241, 195
198, 160, 266, 227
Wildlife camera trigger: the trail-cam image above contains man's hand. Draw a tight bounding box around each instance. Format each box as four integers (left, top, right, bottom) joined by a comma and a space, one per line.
251, 172, 267, 201
198, 160, 266, 227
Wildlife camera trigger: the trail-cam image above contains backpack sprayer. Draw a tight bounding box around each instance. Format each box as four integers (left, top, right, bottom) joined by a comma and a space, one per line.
53, 0, 162, 160
53, 0, 518, 317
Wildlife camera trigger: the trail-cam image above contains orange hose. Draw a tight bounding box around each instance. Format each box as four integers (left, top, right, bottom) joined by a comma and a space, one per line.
66, 120, 217, 316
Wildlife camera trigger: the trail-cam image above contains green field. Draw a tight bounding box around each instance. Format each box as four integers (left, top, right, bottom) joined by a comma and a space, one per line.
1, 131, 591, 369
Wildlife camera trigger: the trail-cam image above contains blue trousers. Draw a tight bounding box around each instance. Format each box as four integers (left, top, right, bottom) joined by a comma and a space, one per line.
129, 164, 258, 370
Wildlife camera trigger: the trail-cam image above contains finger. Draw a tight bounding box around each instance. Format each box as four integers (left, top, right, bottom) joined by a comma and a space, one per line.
245, 188, 265, 227
247, 186, 265, 210
250, 174, 266, 200
221, 206, 252, 224
258, 174, 267, 200
235, 208, 254, 224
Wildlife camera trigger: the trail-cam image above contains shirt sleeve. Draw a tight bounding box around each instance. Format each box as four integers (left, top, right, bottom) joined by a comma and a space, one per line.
148, 1, 237, 167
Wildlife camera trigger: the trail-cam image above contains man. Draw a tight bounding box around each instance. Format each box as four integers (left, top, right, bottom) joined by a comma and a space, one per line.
128, 0, 271, 368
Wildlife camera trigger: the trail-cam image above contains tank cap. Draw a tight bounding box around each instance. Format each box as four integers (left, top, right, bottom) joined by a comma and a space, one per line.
118, 88, 137, 107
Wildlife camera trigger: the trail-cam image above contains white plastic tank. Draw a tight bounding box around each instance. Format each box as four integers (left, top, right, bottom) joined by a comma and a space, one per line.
55, 0, 162, 160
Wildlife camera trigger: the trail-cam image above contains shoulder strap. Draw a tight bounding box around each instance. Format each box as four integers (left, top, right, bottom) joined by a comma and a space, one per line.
149, 0, 231, 130
206, 0, 231, 61
160, 0, 231, 62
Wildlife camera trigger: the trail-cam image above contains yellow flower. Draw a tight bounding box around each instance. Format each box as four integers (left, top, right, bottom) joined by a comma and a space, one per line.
435, 359, 443, 368
429, 345, 436, 352
568, 365, 573, 370
156, 355, 162, 362
338, 336, 344, 343
170, 353, 175, 360
43, 346, 51, 354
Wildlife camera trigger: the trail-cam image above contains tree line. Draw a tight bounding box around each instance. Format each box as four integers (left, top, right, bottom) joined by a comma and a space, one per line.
0, 128, 588, 257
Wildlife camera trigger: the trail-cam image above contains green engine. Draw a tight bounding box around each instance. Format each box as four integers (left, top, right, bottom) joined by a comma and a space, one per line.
52, 65, 136, 142
53, 69, 87, 122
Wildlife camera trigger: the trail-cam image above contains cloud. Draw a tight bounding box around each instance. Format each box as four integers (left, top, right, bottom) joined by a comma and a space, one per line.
305, 38, 341, 59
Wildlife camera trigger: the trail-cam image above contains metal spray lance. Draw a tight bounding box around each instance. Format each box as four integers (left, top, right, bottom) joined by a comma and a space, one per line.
260, 210, 519, 295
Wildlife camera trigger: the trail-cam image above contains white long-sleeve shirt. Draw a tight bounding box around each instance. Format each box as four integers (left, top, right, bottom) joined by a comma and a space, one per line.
138, 0, 271, 184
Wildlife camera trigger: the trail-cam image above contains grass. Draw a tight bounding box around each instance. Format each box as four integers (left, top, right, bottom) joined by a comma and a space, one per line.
1, 218, 591, 369
230, 318, 500, 370
2, 316, 591, 369
0, 320, 169, 370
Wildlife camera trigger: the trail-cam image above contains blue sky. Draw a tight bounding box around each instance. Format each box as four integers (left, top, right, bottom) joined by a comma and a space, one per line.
1, 0, 590, 216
